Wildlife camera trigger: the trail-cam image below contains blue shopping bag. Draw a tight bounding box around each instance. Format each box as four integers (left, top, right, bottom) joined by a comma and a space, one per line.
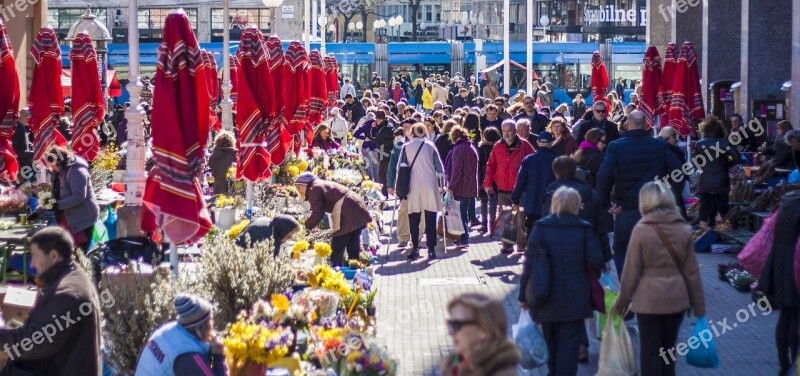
686, 316, 720, 368
513, 310, 548, 369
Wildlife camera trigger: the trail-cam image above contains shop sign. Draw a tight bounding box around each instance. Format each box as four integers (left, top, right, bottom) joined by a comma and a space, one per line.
584, 5, 647, 26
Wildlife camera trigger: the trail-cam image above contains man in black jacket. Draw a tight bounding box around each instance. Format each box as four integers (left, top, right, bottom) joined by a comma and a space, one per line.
0, 227, 103, 375
371, 111, 396, 196
572, 101, 621, 144
11, 109, 33, 184
513, 96, 549, 134
596, 110, 681, 277
342, 94, 366, 127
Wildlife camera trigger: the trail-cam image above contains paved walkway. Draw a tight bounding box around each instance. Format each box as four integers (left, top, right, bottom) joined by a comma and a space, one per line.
373, 206, 780, 375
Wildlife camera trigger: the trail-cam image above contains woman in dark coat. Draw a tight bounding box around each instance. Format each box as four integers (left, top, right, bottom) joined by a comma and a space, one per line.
435, 119, 457, 166
208, 131, 238, 195
294, 172, 372, 266
573, 128, 606, 188
519, 186, 604, 376
759, 189, 800, 375
477, 127, 501, 234
445, 126, 479, 247
45, 146, 100, 251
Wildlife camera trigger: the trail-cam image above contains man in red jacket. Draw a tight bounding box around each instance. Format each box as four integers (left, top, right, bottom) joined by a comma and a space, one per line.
484, 119, 535, 253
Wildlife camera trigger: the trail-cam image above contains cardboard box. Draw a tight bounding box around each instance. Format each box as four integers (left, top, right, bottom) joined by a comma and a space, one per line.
2, 286, 38, 324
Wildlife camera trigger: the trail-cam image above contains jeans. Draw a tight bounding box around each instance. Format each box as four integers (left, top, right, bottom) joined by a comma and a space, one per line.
540, 319, 584, 376
638, 312, 684, 376
480, 194, 498, 230
454, 196, 475, 243
613, 210, 642, 278
469, 199, 478, 223
330, 227, 364, 266
409, 210, 437, 251
363, 148, 380, 181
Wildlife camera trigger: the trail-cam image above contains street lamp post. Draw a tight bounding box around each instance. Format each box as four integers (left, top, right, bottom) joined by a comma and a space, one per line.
373, 19, 386, 43
318, 15, 327, 54
447, 19, 455, 41
356, 21, 364, 41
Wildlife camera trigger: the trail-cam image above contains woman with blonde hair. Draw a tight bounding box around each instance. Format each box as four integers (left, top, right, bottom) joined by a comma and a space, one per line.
547, 117, 578, 156
441, 293, 521, 376
519, 186, 603, 375
613, 181, 706, 376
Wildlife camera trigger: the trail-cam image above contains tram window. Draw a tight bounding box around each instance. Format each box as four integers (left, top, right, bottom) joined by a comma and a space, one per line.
614, 64, 642, 89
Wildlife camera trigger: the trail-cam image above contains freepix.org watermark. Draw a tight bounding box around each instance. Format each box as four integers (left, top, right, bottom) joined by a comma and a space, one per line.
2, 289, 116, 361
0, 0, 40, 22
654, 118, 764, 192
659, 295, 773, 365
658, 0, 707, 22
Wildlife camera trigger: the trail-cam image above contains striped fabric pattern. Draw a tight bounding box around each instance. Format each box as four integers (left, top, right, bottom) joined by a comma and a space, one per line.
659, 43, 678, 126
29, 27, 67, 164
667, 42, 705, 136
307, 51, 327, 125
0, 21, 19, 181
68, 33, 104, 162
266, 36, 291, 166
639, 45, 662, 129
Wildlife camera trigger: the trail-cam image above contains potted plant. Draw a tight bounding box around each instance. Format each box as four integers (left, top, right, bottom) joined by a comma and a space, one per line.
365, 290, 378, 317
214, 195, 243, 230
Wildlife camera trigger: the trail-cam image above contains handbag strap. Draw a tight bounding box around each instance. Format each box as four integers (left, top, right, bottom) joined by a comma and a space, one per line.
408, 142, 425, 170
646, 223, 684, 273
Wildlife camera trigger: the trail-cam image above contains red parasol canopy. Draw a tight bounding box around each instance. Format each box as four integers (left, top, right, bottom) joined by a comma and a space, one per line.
68, 33, 105, 162
639, 45, 662, 129
667, 42, 705, 137
29, 27, 66, 164
228, 55, 240, 112
590, 51, 610, 108
108, 71, 122, 97
659, 43, 678, 126
142, 11, 212, 244
283, 42, 310, 156
266, 36, 292, 165
0, 21, 19, 182
234, 28, 273, 182
307, 51, 327, 126
323, 56, 339, 109
200, 50, 221, 132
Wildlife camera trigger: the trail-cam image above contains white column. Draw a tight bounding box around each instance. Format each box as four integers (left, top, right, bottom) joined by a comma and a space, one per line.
221, 0, 234, 132
304, 0, 311, 50
701, 0, 709, 111
125, 0, 146, 206
312, 0, 318, 42
503, 0, 510, 95
792, 0, 800, 128
525, 0, 533, 94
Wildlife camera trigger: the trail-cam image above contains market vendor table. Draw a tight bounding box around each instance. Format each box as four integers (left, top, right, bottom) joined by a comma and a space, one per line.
0, 225, 46, 285
716, 228, 755, 246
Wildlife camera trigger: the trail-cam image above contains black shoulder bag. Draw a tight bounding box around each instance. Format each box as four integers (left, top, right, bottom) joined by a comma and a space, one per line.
395, 142, 425, 200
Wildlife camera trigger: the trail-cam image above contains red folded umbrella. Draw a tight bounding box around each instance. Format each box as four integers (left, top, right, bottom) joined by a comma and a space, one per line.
639, 45, 662, 129
668, 42, 705, 137
68, 33, 105, 162
283, 42, 310, 156
201, 50, 221, 132
266, 36, 292, 165
0, 22, 19, 182
659, 43, 678, 126
590, 51, 610, 108
229, 55, 240, 112
29, 27, 67, 164
142, 11, 212, 244
307, 51, 327, 126
234, 28, 273, 182
324, 56, 339, 109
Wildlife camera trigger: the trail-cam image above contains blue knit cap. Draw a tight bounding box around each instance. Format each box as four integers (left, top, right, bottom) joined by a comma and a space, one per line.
294, 172, 316, 186
174, 294, 212, 329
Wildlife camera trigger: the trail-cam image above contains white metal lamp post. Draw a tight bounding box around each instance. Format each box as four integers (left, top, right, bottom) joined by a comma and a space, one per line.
328, 24, 336, 42
124, 0, 146, 206
318, 15, 327, 54
447, 19, 455, 41
503, 0, 510, 94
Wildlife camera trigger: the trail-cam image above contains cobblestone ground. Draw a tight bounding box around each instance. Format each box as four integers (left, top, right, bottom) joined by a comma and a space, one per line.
373, 205, 779, 375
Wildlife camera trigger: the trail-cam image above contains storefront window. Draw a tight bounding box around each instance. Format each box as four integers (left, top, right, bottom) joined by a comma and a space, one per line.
211, 9, 273, 30
138, 9, 198, 30
48, 8, 108, 31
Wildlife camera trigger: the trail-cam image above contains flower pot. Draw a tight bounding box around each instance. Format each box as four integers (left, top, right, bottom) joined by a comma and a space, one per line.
366, 306, 376, 317
229, 361, 268, 376
214, 207, 237, 230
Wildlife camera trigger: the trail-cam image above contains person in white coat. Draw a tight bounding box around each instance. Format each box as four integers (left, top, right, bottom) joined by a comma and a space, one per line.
400, 123, 445, 260
328, 108, 350, 144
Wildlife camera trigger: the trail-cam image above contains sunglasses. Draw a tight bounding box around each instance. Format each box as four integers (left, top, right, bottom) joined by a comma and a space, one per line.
594, 109, 607, 114
447, 319, 478, 333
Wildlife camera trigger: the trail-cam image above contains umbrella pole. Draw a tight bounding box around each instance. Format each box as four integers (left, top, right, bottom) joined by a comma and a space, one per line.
168, 237, 179, 278
246, 181, 254, 217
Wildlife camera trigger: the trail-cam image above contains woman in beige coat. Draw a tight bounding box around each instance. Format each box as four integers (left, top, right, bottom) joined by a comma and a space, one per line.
613, 181, 706, 376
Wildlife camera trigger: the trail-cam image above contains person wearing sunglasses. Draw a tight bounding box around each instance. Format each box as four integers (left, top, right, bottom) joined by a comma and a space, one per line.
572, 101, 621, 145
514, 96, 550, 136
441, 293, 521, 376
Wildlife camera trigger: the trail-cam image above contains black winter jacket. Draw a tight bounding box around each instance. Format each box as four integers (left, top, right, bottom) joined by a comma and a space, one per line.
596, 129, 681, 211
542, 178, 612, 262
694, 136, 741, 193
520, 214, 604, 322
573, 117, 621, 145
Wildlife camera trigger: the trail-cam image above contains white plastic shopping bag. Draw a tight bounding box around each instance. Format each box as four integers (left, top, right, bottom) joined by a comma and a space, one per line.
513, 310, 548, 369
443, 193, 465, 235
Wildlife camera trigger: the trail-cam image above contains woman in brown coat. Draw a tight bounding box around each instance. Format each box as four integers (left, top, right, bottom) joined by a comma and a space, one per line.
441, 293, 520, 376
613, 181, 706, 376
294, 172, 372, 266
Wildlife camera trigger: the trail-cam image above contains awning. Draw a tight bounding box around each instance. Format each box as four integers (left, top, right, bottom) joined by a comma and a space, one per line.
61, 69, 118, 98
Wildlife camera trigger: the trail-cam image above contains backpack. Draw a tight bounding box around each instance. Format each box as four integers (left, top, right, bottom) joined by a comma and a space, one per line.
395, 143, 425, 200
576, 152, 599, 185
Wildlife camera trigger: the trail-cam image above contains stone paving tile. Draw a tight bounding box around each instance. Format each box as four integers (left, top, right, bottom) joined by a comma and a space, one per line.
373, 209, 780, 375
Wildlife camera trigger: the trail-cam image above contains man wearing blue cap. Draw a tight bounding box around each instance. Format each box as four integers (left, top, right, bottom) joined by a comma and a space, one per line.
512, 131, 559, 247
135, 294, 226, 376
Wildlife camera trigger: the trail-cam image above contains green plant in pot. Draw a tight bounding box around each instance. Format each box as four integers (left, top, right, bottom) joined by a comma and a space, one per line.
365, 289, 378, 317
